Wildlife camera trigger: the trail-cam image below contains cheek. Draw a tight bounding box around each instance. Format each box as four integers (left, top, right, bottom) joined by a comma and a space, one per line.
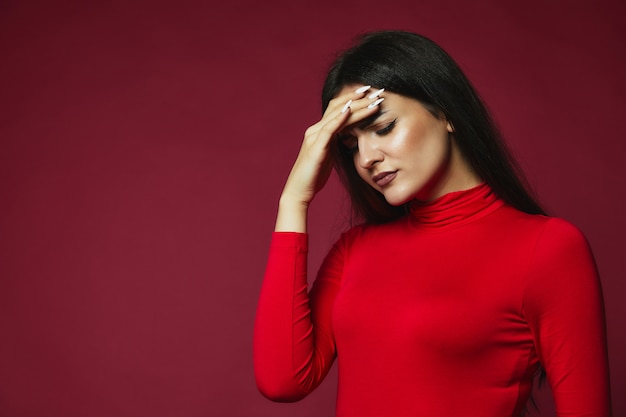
390, 123, 430, 153
401, 127, 450, 168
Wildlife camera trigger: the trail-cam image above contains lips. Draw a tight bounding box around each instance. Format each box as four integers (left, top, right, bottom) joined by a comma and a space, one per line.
372, 171, 397, 187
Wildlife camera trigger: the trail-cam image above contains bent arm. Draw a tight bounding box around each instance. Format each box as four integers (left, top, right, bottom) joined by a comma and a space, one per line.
254, 86, 381, 401
253, 232, 343, 401
524, 219, 611, 417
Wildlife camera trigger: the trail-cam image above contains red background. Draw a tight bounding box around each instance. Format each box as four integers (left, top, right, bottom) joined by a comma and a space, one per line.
1, 1, 624, 416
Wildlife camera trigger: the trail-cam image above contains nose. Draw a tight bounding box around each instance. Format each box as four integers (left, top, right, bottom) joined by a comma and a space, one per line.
356, 136, 383, 169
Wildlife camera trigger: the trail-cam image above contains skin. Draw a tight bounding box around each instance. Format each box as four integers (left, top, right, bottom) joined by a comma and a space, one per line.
275, 86, 481, 233
337, 86, 481, 206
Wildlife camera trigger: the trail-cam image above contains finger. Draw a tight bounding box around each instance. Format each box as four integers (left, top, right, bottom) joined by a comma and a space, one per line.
328, 87, 384, 119
312, 108, 352, 145
337, 98, 384, 130
309, 94, 385, 145
307, 86, 384, 142
305, 105, 350, 139
323, 85, 373, 115
351, 97, 384, 116
320, 91, 379, 130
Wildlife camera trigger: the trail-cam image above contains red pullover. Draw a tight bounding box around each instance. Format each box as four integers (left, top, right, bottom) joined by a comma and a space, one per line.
254, 184, 610, 417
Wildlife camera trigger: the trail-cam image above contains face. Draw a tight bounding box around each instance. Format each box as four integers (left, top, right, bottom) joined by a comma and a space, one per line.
337, 87, 468, 205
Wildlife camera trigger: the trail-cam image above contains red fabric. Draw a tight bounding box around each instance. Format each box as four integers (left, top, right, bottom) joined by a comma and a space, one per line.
254, 184, 610, 417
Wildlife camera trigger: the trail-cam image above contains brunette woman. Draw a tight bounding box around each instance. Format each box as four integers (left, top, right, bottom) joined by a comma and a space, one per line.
254, 31, 610, 417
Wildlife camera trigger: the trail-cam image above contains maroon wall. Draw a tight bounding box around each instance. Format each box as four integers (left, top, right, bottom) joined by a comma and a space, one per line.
1, 1, 624, 416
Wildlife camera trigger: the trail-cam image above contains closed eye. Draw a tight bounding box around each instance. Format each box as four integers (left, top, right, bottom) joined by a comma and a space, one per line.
340, 119, 397, 154
374, 119, 397, 136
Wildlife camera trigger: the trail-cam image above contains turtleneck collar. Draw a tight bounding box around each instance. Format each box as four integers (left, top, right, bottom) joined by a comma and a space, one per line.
407, 183, 504, 230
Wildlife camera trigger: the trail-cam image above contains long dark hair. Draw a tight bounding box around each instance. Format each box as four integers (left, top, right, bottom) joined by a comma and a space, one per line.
322, 31, 546, 223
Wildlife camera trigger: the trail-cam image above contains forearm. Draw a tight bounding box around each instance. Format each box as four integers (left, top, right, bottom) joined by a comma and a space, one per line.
274, 196, 308, 233
254, 230, 341, 402
254, 231, 339, 402
254, 233, 310, 400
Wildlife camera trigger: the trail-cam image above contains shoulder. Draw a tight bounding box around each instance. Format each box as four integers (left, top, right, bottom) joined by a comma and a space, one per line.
533, 216, 592, 259
498, 207, 594, 264
524, 216, 598, 296
494, 205, 588, 242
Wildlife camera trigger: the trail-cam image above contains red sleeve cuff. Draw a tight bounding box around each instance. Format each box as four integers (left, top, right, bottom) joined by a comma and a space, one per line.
271, 232, 308, 252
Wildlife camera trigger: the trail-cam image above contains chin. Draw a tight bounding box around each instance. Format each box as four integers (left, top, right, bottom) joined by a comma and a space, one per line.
381, 191, 415, 207
381, 183, 434, 205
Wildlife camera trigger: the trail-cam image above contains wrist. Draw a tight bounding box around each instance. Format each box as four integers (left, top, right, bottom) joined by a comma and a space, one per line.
278, 193, 310, 212
275, 196, 309, 233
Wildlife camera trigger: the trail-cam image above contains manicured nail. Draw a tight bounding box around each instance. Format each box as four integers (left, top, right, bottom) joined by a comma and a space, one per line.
354, 85, 371, 94
368, 88, 385, 99
341, 99, 353, 113
367, 97, 384, 109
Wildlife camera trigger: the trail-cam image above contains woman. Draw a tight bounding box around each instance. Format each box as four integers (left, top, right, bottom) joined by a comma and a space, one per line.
254, 31, 610, 417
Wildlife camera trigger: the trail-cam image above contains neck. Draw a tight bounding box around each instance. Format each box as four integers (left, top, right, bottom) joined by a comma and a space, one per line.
414, 138, 481, 203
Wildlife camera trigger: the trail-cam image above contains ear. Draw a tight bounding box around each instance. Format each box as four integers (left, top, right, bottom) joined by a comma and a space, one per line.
446, 121, 454, 133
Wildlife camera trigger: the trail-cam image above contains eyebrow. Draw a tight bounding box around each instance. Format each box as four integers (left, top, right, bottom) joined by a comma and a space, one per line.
356, 110, 389, 130
338, 110, 391, 139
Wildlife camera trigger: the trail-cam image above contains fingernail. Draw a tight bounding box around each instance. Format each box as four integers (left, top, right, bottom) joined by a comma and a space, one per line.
354, 85, 371, 94
367, 97, 384, 109
368, 88, 385, 99
341, 99, 353, 113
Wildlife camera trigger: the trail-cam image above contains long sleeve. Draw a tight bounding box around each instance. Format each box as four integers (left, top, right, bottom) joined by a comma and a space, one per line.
523, 218, 611, 417
253, 232, 344, 401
